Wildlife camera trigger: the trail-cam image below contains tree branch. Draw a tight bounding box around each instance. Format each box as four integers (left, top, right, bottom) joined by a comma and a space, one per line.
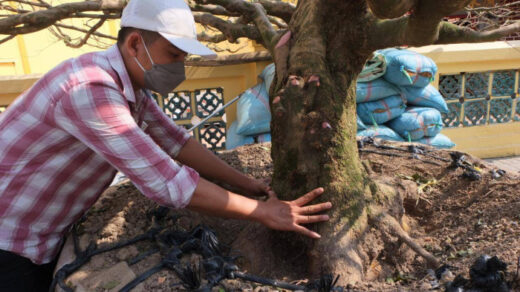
189, 2, 239, 17
466, 0, 520, 12
9, 0, 50, 8
0, 0, 124, 35
257, 0, 295, 24
72, 13, 120, 19
197, 31, 227, 43
65, 17, 107, 48
436, 20, 520, 44
0, 34, 16, 45
186, 50, 271, 66
193, 12, 263, 43
267, 15, 287, 29
53, 22, 116, 41
367, 0, 476, 50
367, 16, 408, 50
195, 0, 277, 52
366, 0, 416, 19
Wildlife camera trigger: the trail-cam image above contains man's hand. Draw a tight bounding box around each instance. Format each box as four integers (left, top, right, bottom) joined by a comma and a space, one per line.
256, 187, 332, 239
243, 178, 273, 197
187, 178, 331, 239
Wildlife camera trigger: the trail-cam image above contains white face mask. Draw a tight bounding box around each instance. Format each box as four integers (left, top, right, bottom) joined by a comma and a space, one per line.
134, 36, 186, 96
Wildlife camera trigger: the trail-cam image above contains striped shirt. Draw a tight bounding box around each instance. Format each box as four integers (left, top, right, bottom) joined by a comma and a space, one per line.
0, 45, 199, 264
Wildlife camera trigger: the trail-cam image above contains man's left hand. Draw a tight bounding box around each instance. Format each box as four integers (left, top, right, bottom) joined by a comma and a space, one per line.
244, 178, 273, 197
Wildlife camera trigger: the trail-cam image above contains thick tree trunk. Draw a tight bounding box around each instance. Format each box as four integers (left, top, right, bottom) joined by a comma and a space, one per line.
270, 0, 378, 283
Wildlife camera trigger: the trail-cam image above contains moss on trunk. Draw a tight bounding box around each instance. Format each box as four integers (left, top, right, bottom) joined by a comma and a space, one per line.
269, 0, 378, 282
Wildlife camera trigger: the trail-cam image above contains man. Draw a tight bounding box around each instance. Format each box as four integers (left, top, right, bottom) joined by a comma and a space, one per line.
0, 0, 332, 290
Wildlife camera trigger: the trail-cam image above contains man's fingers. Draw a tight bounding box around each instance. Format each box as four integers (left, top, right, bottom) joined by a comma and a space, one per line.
262, 178, 272, 185
297, 214, 329, 224
299, 202, 332, 215
292, 187, 325, 206
267, 189, 277, 199
293, 224, 321, 239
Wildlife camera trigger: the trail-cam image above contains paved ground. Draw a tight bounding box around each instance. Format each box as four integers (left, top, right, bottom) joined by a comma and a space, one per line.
485, 156, 520, 174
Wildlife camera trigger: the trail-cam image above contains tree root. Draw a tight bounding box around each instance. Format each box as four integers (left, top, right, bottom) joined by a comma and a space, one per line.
371, 212, 440, 268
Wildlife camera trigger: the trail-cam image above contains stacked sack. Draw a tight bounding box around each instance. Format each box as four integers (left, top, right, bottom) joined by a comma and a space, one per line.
227, 49, 456, 150
226, 64, 274, 149
356, 49, 455, 149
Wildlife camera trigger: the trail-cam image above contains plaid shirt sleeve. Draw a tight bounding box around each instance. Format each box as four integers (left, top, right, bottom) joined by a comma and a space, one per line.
141, 93, 193, 158
53, 83, 199, 208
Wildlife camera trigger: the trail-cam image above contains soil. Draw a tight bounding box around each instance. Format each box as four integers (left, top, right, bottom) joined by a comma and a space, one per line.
56, 140, 520, 291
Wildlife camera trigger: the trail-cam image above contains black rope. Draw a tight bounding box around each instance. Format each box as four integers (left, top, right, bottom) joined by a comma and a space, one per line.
449, 152, 482, 181
358, 136, 449, 165
51, 207, 343, 292
49, 209, 176, 292
127, 248, 160, 266
233, 272, 305, 290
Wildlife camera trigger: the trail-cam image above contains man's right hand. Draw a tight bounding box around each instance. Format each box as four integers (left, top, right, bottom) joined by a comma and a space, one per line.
187, 179, 332, 239
254, 187, 332, 239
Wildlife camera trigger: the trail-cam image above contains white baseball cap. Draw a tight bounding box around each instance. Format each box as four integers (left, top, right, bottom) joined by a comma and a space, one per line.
121, 0, 216, 57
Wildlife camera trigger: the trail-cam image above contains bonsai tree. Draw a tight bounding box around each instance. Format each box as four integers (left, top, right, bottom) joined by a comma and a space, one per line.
1, 0, 519, 284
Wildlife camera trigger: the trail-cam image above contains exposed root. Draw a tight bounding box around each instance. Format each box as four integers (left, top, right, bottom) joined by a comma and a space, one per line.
371, 211, 440, 268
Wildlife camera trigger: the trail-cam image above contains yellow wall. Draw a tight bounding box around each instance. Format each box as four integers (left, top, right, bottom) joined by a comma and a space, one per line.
1, 23, 520, 158
0, 23, 118, 76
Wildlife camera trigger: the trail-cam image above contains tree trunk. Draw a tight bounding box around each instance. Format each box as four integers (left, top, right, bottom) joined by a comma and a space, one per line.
270, 0, 380, 283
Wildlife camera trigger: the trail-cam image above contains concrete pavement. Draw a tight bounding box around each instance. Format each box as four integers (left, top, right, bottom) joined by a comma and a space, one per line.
485, 156, 520, 174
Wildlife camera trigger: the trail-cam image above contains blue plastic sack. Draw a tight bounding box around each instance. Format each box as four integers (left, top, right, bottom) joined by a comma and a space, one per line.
357, 116, 367, 130
358, 52, 387, 83
387, 107, 443, 140
236, 83, 271, 136
256, 133, 271, 143
226, 121, 254, 150
357, 125, 404, 142
400, 85, 449, 113
357, 95, 406, 126
356, 78, 401, 103
259, 63, 275, 93
416, 133, 455, 149
381, 48, 437, 88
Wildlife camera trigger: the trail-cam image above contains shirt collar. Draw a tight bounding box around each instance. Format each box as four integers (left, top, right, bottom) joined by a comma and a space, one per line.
105, 45, 136, 103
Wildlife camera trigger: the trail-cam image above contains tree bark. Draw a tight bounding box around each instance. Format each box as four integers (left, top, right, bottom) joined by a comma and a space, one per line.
270, 0, 378, 283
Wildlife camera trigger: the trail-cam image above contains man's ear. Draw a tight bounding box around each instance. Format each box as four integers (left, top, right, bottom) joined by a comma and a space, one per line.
125, 31, 141, 57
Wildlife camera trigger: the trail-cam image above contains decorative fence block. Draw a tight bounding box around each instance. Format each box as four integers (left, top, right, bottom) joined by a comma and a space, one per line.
515, 100, 520, 122
197, 121, 227, 150
465, 72, 489, 99
489, 98, 512, 124
439, 74, 462, 101
439, 69, 519, 128
162, 91, 192, 120
441, 102, 462, 128
195, 88, 224, 118
153, 88, 226, 151
463, 100, 488, 126
492, 70, 515, 96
